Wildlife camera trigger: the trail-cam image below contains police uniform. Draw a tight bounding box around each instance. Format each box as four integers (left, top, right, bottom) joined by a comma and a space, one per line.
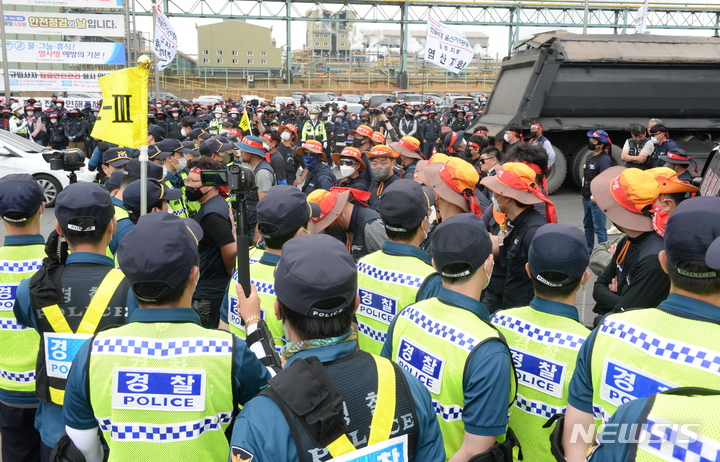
61, 213, 273, 462
382, 215, 517, 460
229, 234, 445, 462
13, 183, 139, 454
0, 175, 46, 462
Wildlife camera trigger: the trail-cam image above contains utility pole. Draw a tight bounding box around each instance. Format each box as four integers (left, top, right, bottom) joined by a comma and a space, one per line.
0, 0, 12, 101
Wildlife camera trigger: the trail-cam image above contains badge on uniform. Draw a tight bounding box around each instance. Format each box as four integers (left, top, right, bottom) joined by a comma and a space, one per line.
230, 446, 254, 462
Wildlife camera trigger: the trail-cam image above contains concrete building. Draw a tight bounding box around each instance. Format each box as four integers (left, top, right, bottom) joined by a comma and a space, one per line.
362, 29, 489, 54
305, 9, 355, 58
197, 20, 282, 75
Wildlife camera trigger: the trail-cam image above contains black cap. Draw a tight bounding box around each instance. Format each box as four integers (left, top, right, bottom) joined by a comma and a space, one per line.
123, 179, 182, 211
706, 237, 720, 270
181, 141, 200, 156
148, 144, 171, 160
192, 121, 209, 130
0, 173, 45, 222
528, 224, 589, 286
188, 128, 210, 140
665, 197, 720, 275
378, 179, 429, 233
274, 234, 357, 318
155, 139, 183, 153
102, 147, 132, 167
123, 159, 164, 180
106, 169, 124, 189
257, 185, 321, 238
430, 214, 492, 278
117, 213, 203, 302
200, 137, 233, 157
55, 183, 114, 232
148, 125, 165, 142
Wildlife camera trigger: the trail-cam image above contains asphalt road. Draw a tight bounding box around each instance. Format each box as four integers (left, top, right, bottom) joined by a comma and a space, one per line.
0, 183, 601, 327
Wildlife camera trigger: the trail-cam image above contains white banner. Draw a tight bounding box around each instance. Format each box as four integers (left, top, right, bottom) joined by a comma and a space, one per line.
3, 12, 125, 37
0, 69, 110, 92
424, 17, 473, 74
4, 0, 122, 8
21, 98, 102, 110
154, 6, 177, 72
4, 40, 125, 65
634, 0, 650, 34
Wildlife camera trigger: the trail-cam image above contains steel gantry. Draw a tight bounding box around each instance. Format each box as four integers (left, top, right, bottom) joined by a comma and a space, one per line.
80, 0, 720, 88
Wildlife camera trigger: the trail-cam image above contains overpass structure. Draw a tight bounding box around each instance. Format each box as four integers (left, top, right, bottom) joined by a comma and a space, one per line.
83, 0, 720, 88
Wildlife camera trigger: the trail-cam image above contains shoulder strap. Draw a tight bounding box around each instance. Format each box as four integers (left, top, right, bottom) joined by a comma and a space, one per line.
78, 269, 125, 334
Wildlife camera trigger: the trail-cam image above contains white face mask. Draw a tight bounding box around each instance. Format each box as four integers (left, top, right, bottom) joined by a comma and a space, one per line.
50, 118, 57, 124
214, 113, 222, 118
173, 113, 179, 118
262, 142, 271, 151
339, 165, 355, 178
231, 114, 238, 119
281, 131, 291, 141
177, 157, 187, 170
26, 111, 33, 117
162, 165, 168, 178
503, 133, 510, 143
181, 128, 188, 137
310, 114, 316, 121
492, 196, 503, 213
651, 136, 659, 144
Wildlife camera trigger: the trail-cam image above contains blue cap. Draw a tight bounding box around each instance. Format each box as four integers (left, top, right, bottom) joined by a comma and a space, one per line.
235, 135, 265, 157
123, 179, 182, 212
192, 121, 209, 130
181, 141, 200, 156
257, 185, 320, 238
587, 130, 611, 145
0, 173, 45, 222
124, 159, 163, 180
706, 237, 720, 270
188, 128, 210, 140
430, 214, 492, 278
200, 137, 234, 157
102, 147, 132, 167
106, 169, 124, 189
148, 125, 165, 142
55, 183, 114, 232
148, 145, 171, 160
274, 234, 357, 318
378, 179, 429, 232
117, 213, 203, 302
155, 139, 183, 153
528, 224, 589, 286
665, 197, 720, 270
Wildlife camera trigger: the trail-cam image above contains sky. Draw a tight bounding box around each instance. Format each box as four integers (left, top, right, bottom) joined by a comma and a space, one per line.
134, 7, 717, 63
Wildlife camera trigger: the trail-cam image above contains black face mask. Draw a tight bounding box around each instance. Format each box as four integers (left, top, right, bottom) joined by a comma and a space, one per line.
588, 141, 599, 151
324, 221, 346, 237
361, 118, 368, 123
405, 115, 412, 120
185, 186, 206, 202
353, 137, 364, 148
387, 112, 393, 117
429, 115, 435, 120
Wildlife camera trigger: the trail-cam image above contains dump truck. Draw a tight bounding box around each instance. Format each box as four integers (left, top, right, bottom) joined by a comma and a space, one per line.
471, 34, 720, 193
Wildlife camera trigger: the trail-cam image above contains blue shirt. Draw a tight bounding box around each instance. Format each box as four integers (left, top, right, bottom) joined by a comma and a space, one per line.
0, 234, 44, 405
219, 251, 281, 324
527, 296, 582, 323
380, 241, 442, 302
381, 287, 513, 436
567, 294, 720, 414
63, 308, 271, 432
585, 397, 647, 461
109, 197, 134, 255
13, 252, 139, 447
230, 341, 445, 461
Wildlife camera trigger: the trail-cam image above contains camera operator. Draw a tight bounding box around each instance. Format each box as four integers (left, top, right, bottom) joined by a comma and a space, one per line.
236, 135, 277, 245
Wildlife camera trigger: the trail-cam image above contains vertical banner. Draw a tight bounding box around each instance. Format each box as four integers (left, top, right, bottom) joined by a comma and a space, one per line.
91, 66, 149, 149
423, 17, 473, 74
634, 0, 650, 34
153, 6, 177, 71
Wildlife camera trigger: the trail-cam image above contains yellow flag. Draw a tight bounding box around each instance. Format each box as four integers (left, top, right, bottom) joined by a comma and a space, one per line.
91, 66, 149, 149
238, 107, 250, 133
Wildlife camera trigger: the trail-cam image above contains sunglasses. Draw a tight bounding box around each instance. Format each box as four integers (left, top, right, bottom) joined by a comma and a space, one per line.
338, 159, 358, 167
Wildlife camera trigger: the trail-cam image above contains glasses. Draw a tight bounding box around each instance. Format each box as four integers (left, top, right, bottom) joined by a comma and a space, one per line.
478, 157, 494, 164
338, 159, 357, 167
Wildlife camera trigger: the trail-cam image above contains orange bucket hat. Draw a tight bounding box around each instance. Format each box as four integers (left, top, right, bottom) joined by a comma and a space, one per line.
390, 136, 424, 160
370, 131, 386, 146
332, 147, 366, 171
307, 187, 371, 234
481, 162, 557, 223
349, 124, 373, 139
367, 145, 400, 159
590, 166, 658, 232
423, 158, 483, 216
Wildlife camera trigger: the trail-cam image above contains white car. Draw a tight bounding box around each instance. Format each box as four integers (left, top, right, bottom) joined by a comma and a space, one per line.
0, 130, 95, 207
271, 96, 295, 106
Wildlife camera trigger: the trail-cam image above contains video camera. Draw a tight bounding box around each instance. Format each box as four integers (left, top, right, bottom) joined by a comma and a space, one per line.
42, 148, 86, 184
199, 164, 256, 194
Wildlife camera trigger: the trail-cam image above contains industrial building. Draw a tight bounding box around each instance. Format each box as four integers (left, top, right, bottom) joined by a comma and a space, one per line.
305, 9, 356, 58
197, 20, 283, 75
360, 29, 489, 53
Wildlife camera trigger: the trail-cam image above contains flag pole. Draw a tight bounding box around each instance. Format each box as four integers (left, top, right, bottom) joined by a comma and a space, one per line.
139, 145, 148, 216
0, 0, 12, 102
152, 0, 160, 98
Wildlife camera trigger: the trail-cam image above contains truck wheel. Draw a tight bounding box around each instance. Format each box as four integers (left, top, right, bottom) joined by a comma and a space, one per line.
546, 144, 566, 195
572, 146, 591, 188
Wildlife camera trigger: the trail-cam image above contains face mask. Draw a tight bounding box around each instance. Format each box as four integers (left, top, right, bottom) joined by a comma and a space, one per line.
177, 157, 187, 170
173, 113, 179, 118
281, 131, 291, 141
651, 136, 659, 144
531, 131, 539, 138
263, 142, 271, 151
324, 219, 346, 237
162, 165, 168, 178
429, 115, 435, 119
492, 196, 503, 213
588, 141, 598, 151
352, 137, 363, 148
50, 118, 57, 123
361, 118, 368, 123
230, 114, 237, 119
303, 155, 320, 169
387, 112, 393, 117
371, 166, 392, 182
340, 165, 356, 178
27, 112, 33, 117
214, 113, 222, 118
503, 133, 510, 143
310, 115, 316, 121
185, 186, 206, 202
405, 115, 412, 120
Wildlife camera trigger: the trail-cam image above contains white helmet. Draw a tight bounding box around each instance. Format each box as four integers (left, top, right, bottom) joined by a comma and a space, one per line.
10, 103, 22, 113
214, 107, 224, 114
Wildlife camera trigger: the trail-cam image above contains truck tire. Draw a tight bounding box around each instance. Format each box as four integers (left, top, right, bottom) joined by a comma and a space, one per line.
572, 144, 623, 188
546, 144, 566, 195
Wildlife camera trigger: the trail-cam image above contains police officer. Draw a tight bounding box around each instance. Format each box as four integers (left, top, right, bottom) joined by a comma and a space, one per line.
491, 224, 591, 462
229, 233, 445, 461
13, 183, 139, 459
150, 139, 191, 218
561, 197, 720, 461
122, 178, 181, 224
382, 214, 519, 461
64, 109, 86, 155
0, 174, 46, 462
581, 130, 613, 253
356, 180, 441, 355
307, 187, 387, 261
8, 103, 29, 139
220, 186, 320, 350
367, 145, 401, 210
61, 212, 277, 462
100, 148, 131, 180
298, 140, 336, 196
301, 107, 327, 148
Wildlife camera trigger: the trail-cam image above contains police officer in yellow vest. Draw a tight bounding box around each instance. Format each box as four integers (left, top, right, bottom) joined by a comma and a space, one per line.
61, 213, 278, 462
219, 185, 321, 351
562, 196, 720, 462
491, 224, 591, 462
229, 234, 445, 461
0, 174, 46, 462
356, 179, 442, 355
301, 107, 328, 148
13, 183, 139, 459
382, 214, 519, 462
587, 386, 720, 461
151, 139, 193, 218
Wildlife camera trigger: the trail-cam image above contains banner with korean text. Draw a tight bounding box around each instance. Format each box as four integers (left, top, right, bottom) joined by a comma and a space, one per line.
153, 6, 177, 71
423, 17, 473, 74
4, 0, 122, 8
3, 12, 125, 37
4, 40, 126, 65
0, 69, 110, 92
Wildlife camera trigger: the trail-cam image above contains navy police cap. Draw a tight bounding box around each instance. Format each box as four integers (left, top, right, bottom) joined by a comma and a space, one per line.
55, 183, 114, 232
0, 173, 45, 222
430, 214, 492, 278
528, 223, 589, 286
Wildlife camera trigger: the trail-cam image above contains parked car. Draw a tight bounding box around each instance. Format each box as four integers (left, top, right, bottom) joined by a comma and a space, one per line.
192, 95, 223, 105
0, 130, 95, 206
391, 91, 415, 99
306, 93, 332, 104
437, 95, 476, 113
148, 92, 189, 104
272, 96, 296, 106
337, 94, 361, 104
361, 94, 393, 107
